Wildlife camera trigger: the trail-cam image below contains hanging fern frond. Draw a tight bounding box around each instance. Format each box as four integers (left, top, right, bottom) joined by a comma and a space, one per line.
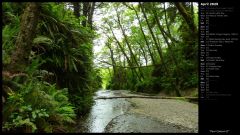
33, 36, 53, 45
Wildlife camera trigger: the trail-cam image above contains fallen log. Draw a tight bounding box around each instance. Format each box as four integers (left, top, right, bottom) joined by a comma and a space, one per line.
94, 96, 198, 100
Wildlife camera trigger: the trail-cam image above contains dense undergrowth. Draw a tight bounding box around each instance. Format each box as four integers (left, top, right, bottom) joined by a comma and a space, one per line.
2, 3, 101, 133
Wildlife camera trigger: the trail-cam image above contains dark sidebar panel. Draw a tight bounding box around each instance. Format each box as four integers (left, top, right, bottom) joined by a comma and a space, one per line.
199, 1, 239, 134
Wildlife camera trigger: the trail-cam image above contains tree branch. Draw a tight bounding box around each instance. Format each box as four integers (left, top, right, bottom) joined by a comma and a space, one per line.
99, 60, 157, 69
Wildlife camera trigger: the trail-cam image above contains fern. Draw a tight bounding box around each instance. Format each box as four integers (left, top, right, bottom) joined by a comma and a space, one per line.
3, 2, 96, 132
33, 36, 53, 45
3, 73, 76, 133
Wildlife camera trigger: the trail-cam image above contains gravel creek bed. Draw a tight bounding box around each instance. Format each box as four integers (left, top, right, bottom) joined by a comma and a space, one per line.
76, 90, 198, 133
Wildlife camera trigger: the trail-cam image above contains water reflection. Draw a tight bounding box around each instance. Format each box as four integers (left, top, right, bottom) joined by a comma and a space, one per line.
78, 90, 132, 133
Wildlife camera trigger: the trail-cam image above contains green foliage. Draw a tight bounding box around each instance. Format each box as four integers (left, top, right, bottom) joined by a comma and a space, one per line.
3, 59, 76, 133
2, 3, 22, 64
32, 3, 97, 114
158, 76, 175, 93
3, 106, 48, 132
2, 17, 20, 65
135, 79, 153, 93
3, 2, 199, 132
99, 68, 111, 89
90, 68, 103, 90
3, 80, 76, 132
102, 2, 198, 96
33, 36, 54, 45
3, 2, 99, 133
183, 73, 198, 89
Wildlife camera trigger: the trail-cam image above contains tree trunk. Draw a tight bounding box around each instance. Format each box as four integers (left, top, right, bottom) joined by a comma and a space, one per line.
82, 2, 90, 27
115, 7, 144, 80
175, 2, 197, 36
152, 5, 181, 97
132, 5, 156, 65
139, 2, 169, 75
164, 3, 171, 36
88, 2, 95, 29
7, 3, 40, 73
136, 41, 148, 66
191, 2, 194, 21
73, 2, 80, 17
163, 3, 178, 45
106, 37, 117, 76
108, 23, 142, 81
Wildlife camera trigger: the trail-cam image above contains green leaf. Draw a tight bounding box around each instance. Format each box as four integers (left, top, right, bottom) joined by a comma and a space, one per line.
32, 112, 37, 119
71, 59, 78, 72
33, 36, 53, 45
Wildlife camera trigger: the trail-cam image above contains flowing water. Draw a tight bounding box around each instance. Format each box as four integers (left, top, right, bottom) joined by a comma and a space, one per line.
75, 90, 132, 133
75, 90, 197, 133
